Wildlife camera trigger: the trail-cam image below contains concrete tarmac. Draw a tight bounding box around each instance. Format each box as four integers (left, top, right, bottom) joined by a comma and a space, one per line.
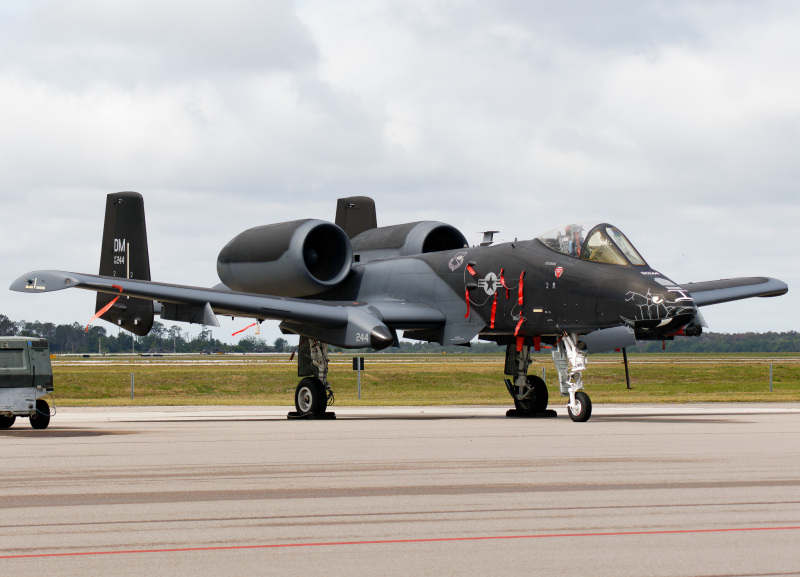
1, 404, 799, 576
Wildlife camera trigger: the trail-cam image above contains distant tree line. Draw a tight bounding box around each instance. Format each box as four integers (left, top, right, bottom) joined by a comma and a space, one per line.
0, 314, 290, 354
2, 314, 798, 354
632, 331, 800, 353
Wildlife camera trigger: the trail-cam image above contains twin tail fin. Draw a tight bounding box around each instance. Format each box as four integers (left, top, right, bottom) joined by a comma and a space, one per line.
96, 191, 154, 336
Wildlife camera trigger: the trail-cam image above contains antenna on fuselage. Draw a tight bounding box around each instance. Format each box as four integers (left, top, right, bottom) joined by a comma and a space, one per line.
480, 231, 499, 246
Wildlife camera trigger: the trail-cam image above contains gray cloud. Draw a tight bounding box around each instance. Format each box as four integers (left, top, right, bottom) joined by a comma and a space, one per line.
1, 0, 797, 341
16, 0, 318, 86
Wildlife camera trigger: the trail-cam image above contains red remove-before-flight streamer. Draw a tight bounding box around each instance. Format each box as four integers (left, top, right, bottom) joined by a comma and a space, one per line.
85, 285, 123, 332
231, 323, 257, 337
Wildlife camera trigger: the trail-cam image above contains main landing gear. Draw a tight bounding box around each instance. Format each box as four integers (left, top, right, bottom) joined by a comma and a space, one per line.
289, 340, 336, 420
553, 333, 592, 422
504, 343, 556, 418
504, 333, 593, 422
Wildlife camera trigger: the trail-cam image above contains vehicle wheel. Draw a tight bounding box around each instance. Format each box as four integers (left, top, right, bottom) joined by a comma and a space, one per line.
513, 376, 548, 415
568, 391, 592, 422
30, 399, 51, 430
295, 377, 327, 416
0, 415, 16, 429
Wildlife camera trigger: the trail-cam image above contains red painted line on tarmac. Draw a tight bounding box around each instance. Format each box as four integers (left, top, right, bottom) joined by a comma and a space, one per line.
2, 526, 799, 560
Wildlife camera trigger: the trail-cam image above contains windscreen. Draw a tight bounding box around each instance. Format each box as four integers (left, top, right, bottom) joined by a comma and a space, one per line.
582, 229, 628, 265
606, 227, 646, 265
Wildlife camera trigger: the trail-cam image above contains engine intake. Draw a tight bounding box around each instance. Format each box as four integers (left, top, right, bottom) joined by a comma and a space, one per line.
217, 219, 353, 297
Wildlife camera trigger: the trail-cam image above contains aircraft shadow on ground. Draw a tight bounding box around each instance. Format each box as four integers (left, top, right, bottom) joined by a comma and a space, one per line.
0, 428, 135, 438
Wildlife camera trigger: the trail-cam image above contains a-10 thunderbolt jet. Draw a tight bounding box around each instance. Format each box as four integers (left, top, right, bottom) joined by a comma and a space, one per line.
11, 193, 788, 422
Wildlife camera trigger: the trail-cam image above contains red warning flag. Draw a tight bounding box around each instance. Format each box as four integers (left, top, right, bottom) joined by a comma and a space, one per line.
490, 293, 498, 328
232, 322, 257, 337
85, 285, 123, 332
514, 316, 525, 336
518, 271, 526, 305
464, 288, 471, 318
499, 268, 509, 299
516, 335, 525, 352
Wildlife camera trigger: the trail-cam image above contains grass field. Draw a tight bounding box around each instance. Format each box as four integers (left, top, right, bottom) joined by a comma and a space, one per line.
48, 352, 800, 406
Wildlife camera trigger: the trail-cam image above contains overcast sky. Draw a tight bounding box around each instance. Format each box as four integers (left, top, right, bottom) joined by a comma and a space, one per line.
1, 0, 797, 345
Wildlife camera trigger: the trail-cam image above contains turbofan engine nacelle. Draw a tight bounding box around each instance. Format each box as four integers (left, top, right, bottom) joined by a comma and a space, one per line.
217, 219, 353, 297
351, 221, 468, 262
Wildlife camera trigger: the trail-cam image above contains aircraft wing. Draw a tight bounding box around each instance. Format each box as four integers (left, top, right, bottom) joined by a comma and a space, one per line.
9, 270, 445, 349
683, 277, 788, 307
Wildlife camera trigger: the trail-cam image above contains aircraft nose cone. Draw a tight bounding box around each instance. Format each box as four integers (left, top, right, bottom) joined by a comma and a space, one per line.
625, 278, 698, 334
370, 326, 395, 350
654, 291, 697, 331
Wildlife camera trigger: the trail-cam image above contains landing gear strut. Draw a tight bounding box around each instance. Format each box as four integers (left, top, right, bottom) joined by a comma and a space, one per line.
289, 340, 336, 419
504, 343, 556, 418
553, 333, 592, 422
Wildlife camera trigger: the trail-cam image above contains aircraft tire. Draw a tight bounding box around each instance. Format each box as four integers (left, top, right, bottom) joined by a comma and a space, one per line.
513, 376, 548, 415
568, 391, 592, 422
295, 377, 327, 417
529, 376, 548, 411
0, 415, 16, 429
30, 399, 51, 430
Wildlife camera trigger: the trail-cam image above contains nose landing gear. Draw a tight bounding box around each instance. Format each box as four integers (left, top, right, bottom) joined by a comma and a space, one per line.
567, 390, 592, 422
555, 333, 592, 422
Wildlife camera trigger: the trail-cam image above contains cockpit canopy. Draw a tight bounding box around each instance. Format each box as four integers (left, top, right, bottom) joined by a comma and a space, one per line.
537, 223, 647, 266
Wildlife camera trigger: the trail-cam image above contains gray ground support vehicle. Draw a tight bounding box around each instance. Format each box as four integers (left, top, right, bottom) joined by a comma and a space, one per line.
0, 337, 54, 429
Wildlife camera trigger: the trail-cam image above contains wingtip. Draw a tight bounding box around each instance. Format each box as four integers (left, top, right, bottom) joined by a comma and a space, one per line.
760, 278, 789, 298
9, 271, 79, 293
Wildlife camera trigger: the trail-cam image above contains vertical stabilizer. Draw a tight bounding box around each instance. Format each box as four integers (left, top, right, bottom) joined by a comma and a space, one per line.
335, 197, 377, 239
96, 192, 154, 336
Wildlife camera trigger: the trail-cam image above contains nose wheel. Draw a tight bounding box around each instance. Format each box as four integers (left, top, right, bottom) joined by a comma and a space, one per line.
567, 390, 592, 422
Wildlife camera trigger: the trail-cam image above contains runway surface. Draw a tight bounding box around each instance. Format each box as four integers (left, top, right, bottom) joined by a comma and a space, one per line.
1, 403, 799, 576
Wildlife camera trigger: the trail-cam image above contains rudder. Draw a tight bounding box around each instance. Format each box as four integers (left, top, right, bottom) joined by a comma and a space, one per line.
96, 191, 154, 336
